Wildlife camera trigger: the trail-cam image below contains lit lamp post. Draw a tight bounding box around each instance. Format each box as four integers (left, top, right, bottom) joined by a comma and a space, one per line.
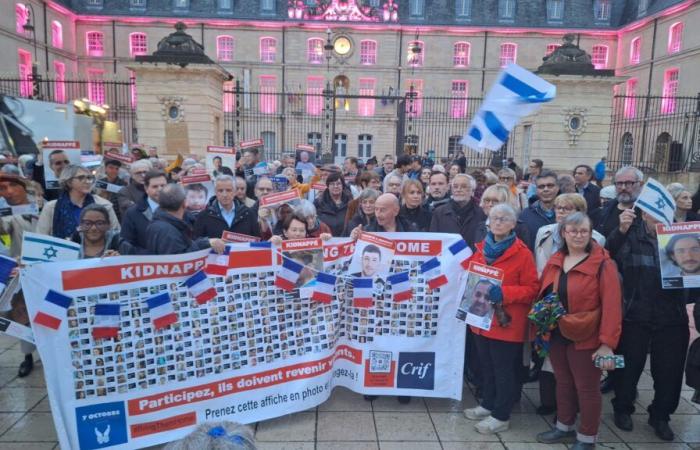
405, 34, 422, 155
322, 28, 336, 159
22, 3, 42, 100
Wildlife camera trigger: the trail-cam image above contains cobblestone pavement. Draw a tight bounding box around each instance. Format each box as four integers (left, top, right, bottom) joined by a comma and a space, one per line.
0, 332, 697, 450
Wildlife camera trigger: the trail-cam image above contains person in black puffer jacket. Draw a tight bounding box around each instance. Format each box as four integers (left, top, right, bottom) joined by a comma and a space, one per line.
314, 171, 352, 236
429, 174, 486, 251
400, 179, 431, 231
193, 175, 260, 239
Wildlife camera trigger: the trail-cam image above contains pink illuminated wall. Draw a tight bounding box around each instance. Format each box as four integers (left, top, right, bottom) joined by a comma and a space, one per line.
217, 35, 234, 61
668, 22, 683, 53
15, 4, 28, 34
450, 80, 468, 118
661, 68, 679, 114
129, 32, 148, 57
129, 70, 137, 108
306, 76, 324, 115
87, 68, 105, 104
86, 31, 104, 57
453, 42, 470, 67
591, 44, 608, 69
624, 78, 637, 118
51, 21, 63, 49
260, 37, 277, 63
223, 80, 234, 112
54, 61, 66, 103
360, 40, 377, 65
499, 43, 516, 67
17, 49, 32, 97
629, 37, 641, 64
358, 78, 376, 116
259, 75, 277, 114
307, 38, 324, 64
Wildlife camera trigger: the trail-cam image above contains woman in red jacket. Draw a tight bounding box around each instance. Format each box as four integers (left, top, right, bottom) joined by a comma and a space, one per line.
535, 212, 622, 450
463, 203, 539, 434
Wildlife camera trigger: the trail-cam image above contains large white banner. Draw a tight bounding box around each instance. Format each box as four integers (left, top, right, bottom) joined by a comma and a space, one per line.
22, 232, 467, 450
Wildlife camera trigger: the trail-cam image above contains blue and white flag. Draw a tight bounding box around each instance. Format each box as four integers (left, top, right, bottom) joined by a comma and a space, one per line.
461, 64, 556, 153
21, 232, 80, 265
635, 177, 676, 226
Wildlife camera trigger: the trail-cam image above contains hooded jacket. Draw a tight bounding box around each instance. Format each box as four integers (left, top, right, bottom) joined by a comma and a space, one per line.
193, 197, 260, 240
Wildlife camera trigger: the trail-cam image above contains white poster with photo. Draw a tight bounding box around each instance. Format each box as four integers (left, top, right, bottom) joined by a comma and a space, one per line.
348, 232, 395, 282
205, 146, 236, 177
456, 262, 504, 331
180, 174, 214, 213
657, 221, 700, 288
41, 141, 82, 189
22, 233, 466, 450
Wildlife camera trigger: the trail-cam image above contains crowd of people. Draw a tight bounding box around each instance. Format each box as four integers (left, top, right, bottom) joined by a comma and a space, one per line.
0, 145, 698, 449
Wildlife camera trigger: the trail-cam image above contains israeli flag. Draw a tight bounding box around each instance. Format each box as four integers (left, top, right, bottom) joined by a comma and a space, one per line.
461, 64, 556, 153
634, 177, 676, 226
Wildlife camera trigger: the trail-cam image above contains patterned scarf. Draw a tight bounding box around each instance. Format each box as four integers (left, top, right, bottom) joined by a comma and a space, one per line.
52, 192, 96, 239
528, 292, 566, 358
483, 231, 516, 264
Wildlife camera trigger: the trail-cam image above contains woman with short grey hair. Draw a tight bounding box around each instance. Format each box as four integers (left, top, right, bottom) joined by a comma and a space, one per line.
293, 199, 332, 238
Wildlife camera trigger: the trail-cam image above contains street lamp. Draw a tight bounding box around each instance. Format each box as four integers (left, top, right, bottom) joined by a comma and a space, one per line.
22, 3, 42, 100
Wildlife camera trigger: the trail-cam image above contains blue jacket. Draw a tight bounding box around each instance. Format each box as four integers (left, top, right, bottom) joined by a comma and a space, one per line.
595, 160, 606, 181
517, 201, 555, 251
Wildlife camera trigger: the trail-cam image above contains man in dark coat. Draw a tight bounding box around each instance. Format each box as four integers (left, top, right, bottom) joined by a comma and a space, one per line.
517, 169, 559, 250
429, 174, 486, 250
120, 170, 167, 255
96, 159, 126, 222
146, 183, 226, 255
573, 164, 601, 212
593, 166, 644, 239
193, 175, 261, 239
117, 159, 152, 218
424, 171, 451, 212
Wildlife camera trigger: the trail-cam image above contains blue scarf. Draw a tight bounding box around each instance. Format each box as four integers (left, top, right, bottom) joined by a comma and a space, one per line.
535, 201, 556, 221
52, 192, 96, 239
483, 231, 516, 264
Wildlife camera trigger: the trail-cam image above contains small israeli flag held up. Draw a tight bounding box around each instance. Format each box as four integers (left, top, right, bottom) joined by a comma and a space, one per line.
461, 64, 556, 153
634, 177, 676, 226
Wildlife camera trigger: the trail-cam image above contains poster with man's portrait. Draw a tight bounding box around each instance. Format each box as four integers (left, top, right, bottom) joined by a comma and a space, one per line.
657, 222, 700, 288
295, 144, 317, 180
349, 232, 395, 283
280, 238, 324, 297
456, 262, 504, 331
180, 174, 214, 213
41, 141, 82, 189
205, 146, 236, 177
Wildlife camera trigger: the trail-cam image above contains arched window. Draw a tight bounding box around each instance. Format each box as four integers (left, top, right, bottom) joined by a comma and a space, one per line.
51, 21, 63, 49
591, 45, 608, 69
655, 132, 671, 167
306, 76, 324, 115
129, 32, 148, 57
661, 68, 679, 114
360, 40, 377, 65
450, 80, 468, 118
624, 78, 637, 119
499, 43, 517, 67
629, 37, 641, 64
260, 37, 277, 63
668, 22, 683, 54
223, 80, 234, 112
453, 42, 470, 67
217, 35, 234, 61
621, 133, 634, 165
86, 31, 104, 57
54, 61, 66, 103
259, 75, 277, 114
307, 38, 324, 64
358, 78, 376, 117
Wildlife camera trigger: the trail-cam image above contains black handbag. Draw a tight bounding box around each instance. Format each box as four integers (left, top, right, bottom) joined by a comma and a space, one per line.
686, 338, 700, 390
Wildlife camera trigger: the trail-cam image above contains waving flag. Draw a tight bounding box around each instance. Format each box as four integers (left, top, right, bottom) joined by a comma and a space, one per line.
183, 270, 217, 304
388, 271, 412, 302
420, 257, 448, 289
21, 232, 80, 264
352, 278, 374, 308
146, 292, 178, 330
311, 272, 337, 303
635, 177, 676, 227
92, 303, 121, 339
275, 257, 304, 292
461, 64, 555, 153
0, 256, 17, 292
449, 239, 473, 270
33, 289, 72, 330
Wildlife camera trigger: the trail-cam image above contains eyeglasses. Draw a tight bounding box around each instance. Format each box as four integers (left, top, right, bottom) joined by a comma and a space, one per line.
555, 205, 576, 213
52, 159, 70, 166
537, 183, 557, 189
490, 216, 513, 223
499, 177, 514, 182
565, 229, 591, 236
73, 175, 95, 183
132, 171, 148, 176
614, 180, 639, 188
79, 220, 109, 229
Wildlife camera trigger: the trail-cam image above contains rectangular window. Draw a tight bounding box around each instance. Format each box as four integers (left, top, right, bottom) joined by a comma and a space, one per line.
218, 0, 232, 9
260, 37, 276, 63
333, 133, 347, 157
86, 0, 102, 5
358, 134, 373, 158
638, 0, 647, 15
261, 0, 274, 12
17, 49, 32, 97
51, 21, 63, 49
500, 43, 517, 67
668, 22, 683, 54
86, 31, 104, 57
259, 75, 277, 114
307, 38, 324, 64
591, 45, 608, 69
405, 79, 423, 117
360, 40, 377, 65
546, 43, 560, 55
87, 69, 105, 105
54, 61, 66, 103
217, 36, 234, 62
173, 0, 188, 8
661, 69, 679, 114
547, 0, 563, 20
630, 37, 641, 64
16, 4, 28, 34
306, 76, 324, 116
130, 33, 148, 57
130, 0, 146, 7
594, 0, 610, 21
456, 0, 471, 17
358, 78, 376, 117
624, 78, 637, 119
129, 70, 137, 108
499, 0, 515, 19
450, 80, 468, 119
453, 42, 470, 67
223, 80, 234, 112
262, 131, 276, 155
409, 0, 424, 17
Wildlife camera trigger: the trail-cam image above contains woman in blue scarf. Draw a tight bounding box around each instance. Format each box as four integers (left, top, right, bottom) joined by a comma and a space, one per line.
37, 165, 119, 239
463, 203, 539, 434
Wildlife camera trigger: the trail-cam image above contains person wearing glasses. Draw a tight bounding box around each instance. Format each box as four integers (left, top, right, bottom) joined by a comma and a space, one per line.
497, 168, 527, 212
37, 165, 119, 239
71, 204, 120, 258
314, 171, 352, 236
518, 169, 559, 250
592, 166, 643, 240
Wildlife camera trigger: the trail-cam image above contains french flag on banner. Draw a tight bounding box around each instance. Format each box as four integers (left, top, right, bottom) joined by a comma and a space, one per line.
449, 239, 473, 270
311, 272, 337, 303
33, 289, 72, 330
92, 303, 121, 339
0, 255, 17, 292
352, 278, 374, 308
183, 270, 217, 304
205, 246, 230, 276
388, 271, 412, 302
146, 292, 178, 330
275, 257, 303, 292
420, 257, 448, 289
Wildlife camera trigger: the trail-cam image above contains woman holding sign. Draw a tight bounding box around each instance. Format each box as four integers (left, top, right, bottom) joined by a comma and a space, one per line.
463, 203, 538, 434
535, 212, 621, 449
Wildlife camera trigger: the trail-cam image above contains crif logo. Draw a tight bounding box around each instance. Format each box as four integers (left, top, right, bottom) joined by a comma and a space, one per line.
75, 401, 128, 449
397, 352, 435, 390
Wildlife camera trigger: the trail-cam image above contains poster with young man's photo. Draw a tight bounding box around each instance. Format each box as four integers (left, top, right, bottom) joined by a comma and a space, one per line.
349, 233, 395, 285
280, 238, 324, 298
206, 146, 236, 177
41, 141, 82, 189
657, 221, 700, 288
456, 262, 504, 331
180, 174, 214, 213
295, 144, 317, 181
